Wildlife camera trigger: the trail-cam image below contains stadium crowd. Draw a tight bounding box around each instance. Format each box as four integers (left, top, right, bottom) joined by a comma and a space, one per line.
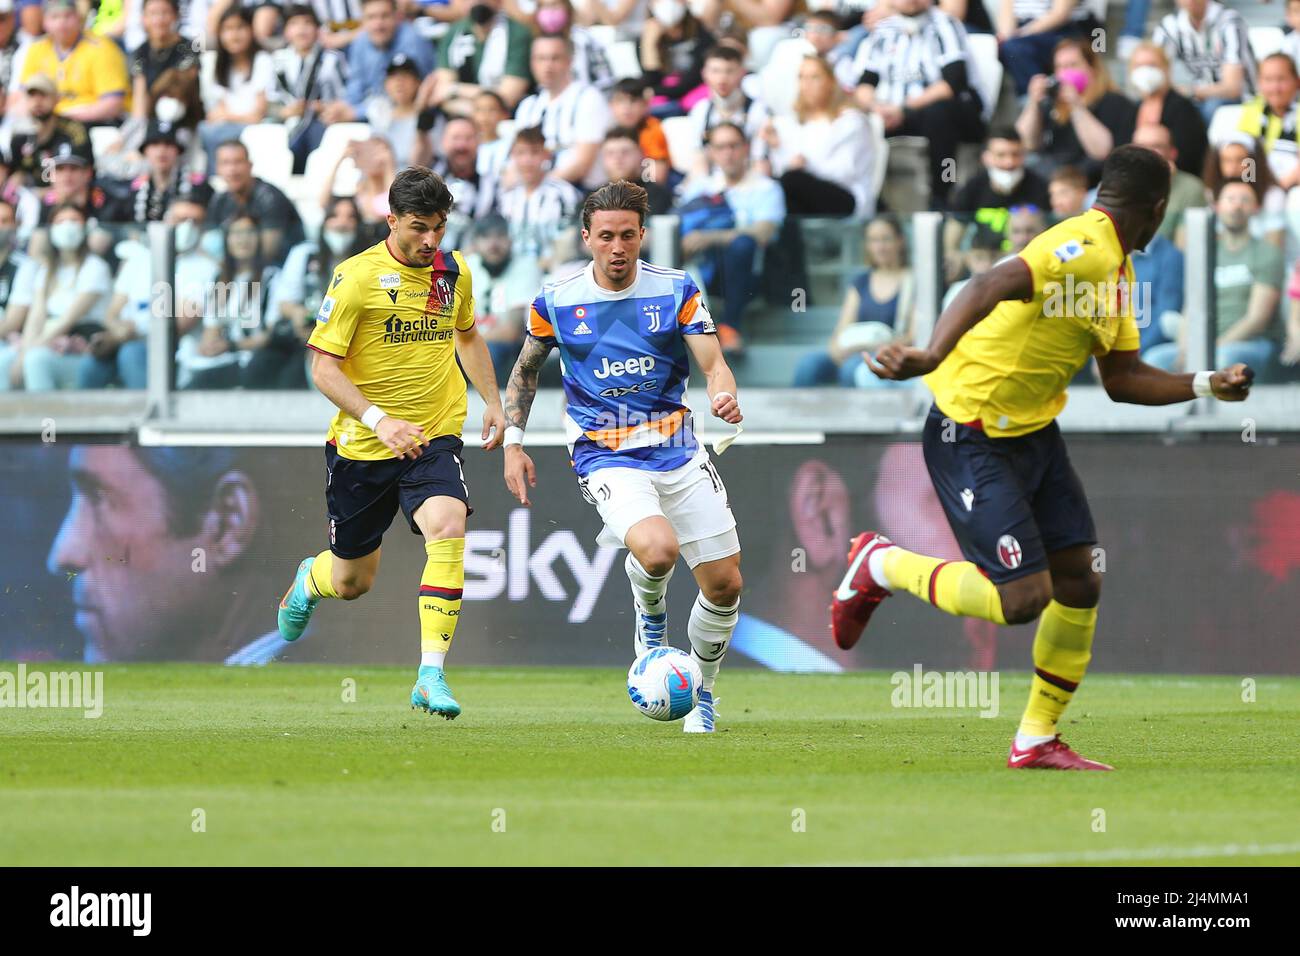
0, 0, 1296, 392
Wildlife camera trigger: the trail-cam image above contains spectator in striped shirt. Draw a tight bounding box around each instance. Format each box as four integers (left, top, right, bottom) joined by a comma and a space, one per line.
512, 34, 612, 189
496, 124, 583, 259
269, 4, 350, 173
996, 0, 1099, 96
853, 0, 985, 208
1153, 0, 1255, 125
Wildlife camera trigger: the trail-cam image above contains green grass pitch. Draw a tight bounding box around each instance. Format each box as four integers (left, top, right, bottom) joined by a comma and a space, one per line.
2, 665, 1298, 866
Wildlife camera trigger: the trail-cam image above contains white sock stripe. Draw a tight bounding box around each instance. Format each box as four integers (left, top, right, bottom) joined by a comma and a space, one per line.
695, 594, 739, 616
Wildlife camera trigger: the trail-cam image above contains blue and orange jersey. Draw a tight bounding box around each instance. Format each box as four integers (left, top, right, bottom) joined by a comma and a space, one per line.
527, 260, 717, 477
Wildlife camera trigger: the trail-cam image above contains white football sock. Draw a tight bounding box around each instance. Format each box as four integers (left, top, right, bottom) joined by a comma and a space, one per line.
688, 592, 738, 692
868, 544, 894, 589
421, 651, 446, 668
626, 552, 673, 614
1015, 731, 1056, 750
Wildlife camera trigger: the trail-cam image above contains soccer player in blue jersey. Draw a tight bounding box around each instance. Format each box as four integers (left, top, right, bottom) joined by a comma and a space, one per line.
501, 180, 745, 733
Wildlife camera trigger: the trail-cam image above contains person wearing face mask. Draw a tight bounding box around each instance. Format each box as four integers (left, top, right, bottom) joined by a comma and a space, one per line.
15, 204, 112, 391
1017, 37, 1136, 186
534, 0, 614, 92
76, 191, 220, 389
946, 125, 1049, 262
1128, 41, 1207, 180
11, 74, 93, 192
421, 0, 533, 119
639, 0, 716, 117
267, 195, 368, 389
129, 0, 201, 123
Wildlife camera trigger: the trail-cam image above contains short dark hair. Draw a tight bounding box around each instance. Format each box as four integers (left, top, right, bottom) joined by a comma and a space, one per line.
1214, 177, 1257, 203
141, 0, 180, 13
582, 180, 650, 232
1261, 51, 1299, 78
388, 166, 454, 219
475, 89, 507, 111
704, 45, 743, 66
215, 139, 249, 161
512, 125, 547, 150
1049, 165, 1087, 190
604, 125, 641, 147
706, 121, 746, 145
1097, 144, 1171, 208
131, 449, 240, 537
283, 4, 320, 25
612, 77, 650, 99
533, 32, 574, 56
985, 124, 1022, 147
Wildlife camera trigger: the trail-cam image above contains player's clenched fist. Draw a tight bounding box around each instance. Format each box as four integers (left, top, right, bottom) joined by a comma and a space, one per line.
1211, 364, 1254, 401
711, 391, 742, 424
375, 417, 429, 460
504, 447, 537, 506
867, 344, 939, 381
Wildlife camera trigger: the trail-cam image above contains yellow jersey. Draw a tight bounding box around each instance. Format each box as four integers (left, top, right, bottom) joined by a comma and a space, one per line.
924, 208, 1140, 437
307, 239, 476, 461
21, 35, 130, 116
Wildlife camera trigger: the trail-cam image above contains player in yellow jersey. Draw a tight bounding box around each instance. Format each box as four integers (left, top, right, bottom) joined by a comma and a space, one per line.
830, 146, 1255, 769
276, 167, 506, 719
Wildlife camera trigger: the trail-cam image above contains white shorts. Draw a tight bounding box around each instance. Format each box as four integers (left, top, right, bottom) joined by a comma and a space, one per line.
579, 447, 740, 569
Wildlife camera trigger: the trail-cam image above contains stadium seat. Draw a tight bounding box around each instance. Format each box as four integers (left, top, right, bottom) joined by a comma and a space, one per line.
88, 125, 122, 164
1249, 26, 1285, 60
240, 123, 293, 192
661, 115, 701, 175
1207, 103, 1246, 147
607, 41, 643, 80
967, 33, 1003, 123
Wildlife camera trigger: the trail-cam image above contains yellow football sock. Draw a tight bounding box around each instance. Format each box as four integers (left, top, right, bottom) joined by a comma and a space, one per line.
306, 550, 342, 600
882, 548, 1007, 625
419, 538, 465, 655
1018, 599, 1097, 737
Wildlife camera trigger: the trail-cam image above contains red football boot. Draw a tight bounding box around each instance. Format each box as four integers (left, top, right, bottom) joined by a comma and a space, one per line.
829, 532, 894, 650
1006, 735, 1114, 771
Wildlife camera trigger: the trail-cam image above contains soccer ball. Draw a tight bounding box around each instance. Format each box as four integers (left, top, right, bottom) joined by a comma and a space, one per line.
627, 647, 702, 721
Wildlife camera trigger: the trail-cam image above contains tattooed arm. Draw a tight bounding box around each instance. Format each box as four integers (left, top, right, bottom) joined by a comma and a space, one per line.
503, 335, 554, 506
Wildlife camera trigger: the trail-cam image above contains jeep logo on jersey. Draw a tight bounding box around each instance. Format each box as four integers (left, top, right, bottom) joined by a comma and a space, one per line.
997, 534, 1023, 570
593, 355, 656, 379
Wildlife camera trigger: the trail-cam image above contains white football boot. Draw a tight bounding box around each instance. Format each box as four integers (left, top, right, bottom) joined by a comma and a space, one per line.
682, 689, 716, 733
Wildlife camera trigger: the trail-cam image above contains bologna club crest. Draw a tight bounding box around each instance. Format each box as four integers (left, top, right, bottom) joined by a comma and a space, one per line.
996, 534, 1023, 570
435, 276, 455, 307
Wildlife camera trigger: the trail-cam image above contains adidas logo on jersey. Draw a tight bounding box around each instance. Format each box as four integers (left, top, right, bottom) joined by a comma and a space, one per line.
573, 321, 593, 335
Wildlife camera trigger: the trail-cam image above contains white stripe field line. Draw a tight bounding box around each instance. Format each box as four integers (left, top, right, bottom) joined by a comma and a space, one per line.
808, 841, 1300, 867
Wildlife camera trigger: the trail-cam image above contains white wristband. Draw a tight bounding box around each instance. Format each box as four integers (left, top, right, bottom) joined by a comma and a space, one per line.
1192, 370, 1215, 399
360, 405, 388, 431
504, 426, 525, 447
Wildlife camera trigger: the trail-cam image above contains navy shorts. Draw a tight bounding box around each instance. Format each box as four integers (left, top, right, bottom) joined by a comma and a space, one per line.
921, 404, 1096, 584
324, 437, 472, 559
